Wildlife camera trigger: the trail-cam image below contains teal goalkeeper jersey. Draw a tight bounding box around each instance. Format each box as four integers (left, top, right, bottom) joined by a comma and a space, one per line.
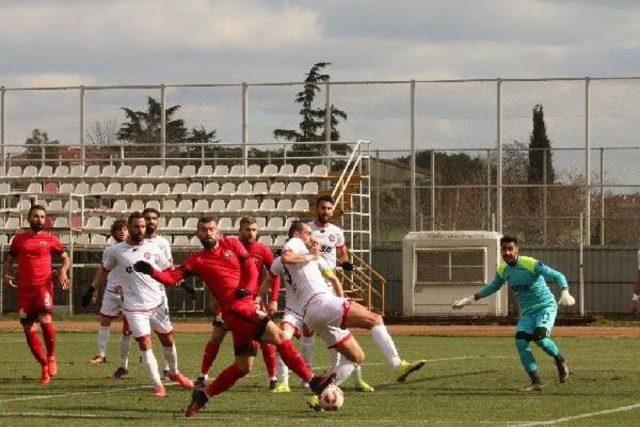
476, 255, 568, 315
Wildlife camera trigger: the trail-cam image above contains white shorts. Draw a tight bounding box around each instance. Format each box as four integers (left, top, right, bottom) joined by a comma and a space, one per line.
282, 310, 304, 339
303, 295, 353, 348
100, 290, 123, 318
124, 304, 173, 338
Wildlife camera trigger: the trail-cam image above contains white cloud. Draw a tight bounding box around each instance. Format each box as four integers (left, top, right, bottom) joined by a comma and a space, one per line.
8, 73, 99, 87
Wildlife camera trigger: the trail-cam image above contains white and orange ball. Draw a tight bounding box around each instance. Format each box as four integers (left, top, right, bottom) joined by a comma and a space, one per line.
319, 384, 344, 411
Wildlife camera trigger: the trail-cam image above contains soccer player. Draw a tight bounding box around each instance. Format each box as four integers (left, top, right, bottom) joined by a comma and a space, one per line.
632, 249, 640, 315
2, 204, 71, 384
195, 216, 281, 390
83, 219, 133, 379
133, 217, 335, 417
101, 211, 193, 397
452, 235, 575, 391
274, 221, 426, 408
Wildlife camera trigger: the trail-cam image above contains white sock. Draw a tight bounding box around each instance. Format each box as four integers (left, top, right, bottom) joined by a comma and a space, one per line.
301, 336, 314, 368
162, 344, 178, 375
119, 334, 131, 369
98, 326, 110, 357
334, 357, 357, 387
140, 349, 162, 386
371, 324, 401, 369
276, 353, 289, 385
329, 348, 341, 370
354, 364, 363, 382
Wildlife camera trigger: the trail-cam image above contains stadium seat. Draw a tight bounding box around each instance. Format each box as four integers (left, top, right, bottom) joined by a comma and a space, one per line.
85, 216, 101, 228
262, 164, 278, 176
70, 165, 84, 177
59, 234, 71, 244
44, 182, 59, 194
157, 217, 166, 228
267, 217, 284, 230
117, 165, 132, 177
244, 199, 259, 211
293, 199, 309, 211
112, 199, 128, 212
38, 165, 53, 178
285, 182, 302, 195
59, 183, 75, 193
164, 165, 180, 178
48, 199, 63, 211
236, 181, 252, 195
138, 183, 155, 194
145, 200, 161, 211
130, 199, 145, 211
75, 183, 90, 195
211, 199, 225, 212
26, 183, 42, 194
155, 182, 170, 195
54, 165, 70, 178
149, 165, 165, 177
255, 217, 267, 228
173, 235, 190, 245
90, 183, 106, 195
162, 199, 177, 212
218, 217, 232, 230
246, 164, 261, 176
23, 166, 38, 177
269, 182, 285, 195
53, 217, 69, 228
168, 217, 183, 229
204, 182, 219, 194
190, 236, 201, 246
91, 234, 107, 245
226, 199, 242, 212
18, 199, 32, 211
7, 166, 22, 177
260, 199, 276, 211
181, 165, 196, 177
172, 183, 188, 195
101, 165, 116, 177
106, 182, 122, 195
0, 183, 10, 193
276, 199, 292, 210
312, 164, 328, 177
184, 217, 198, 229
85, 165, 100, 177
279, 164, 294, 176
75, 234, 90, 244
64, 199, 81, 211
0, 234, 8, 245
295, 164, 311, 176
197, 165, 212, 176
273, 235, 287, 246
4, 217, 20, 229
252, 182, 268, 195
303, 182, 319, 194
106, 236, 116, 245
132, 165, 148, 178
123, 183, 137, 194
229, 165, 244, 176
102, 216, 116, 228
193, 199, 209, 212
220, 182, 235, 195
188, 182, 204, 194
214, 165, 229, 176
177, 200, 193, 212
258, 235, 273, 246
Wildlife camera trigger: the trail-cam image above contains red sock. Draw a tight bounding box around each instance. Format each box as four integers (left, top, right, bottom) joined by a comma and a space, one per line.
40, 322, 57, 358
205, 364, 246, 397
261, 342, 277, 378
200, 340, 220, 376
25, 330, 47, 366
276, 339, 313, 383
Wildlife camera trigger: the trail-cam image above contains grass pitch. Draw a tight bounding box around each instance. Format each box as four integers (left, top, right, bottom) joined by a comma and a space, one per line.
0, 329, 638, 426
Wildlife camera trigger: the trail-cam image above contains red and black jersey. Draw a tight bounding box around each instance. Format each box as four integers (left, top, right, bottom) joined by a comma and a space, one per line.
9, 231, 65, 289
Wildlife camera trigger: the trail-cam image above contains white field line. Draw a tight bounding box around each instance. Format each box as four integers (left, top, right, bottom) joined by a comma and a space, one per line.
0, 355, 505, 404
513, 402, 640, 427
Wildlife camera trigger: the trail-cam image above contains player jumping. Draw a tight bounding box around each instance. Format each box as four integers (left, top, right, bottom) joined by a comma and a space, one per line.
2, 204, 71, 384
453, 235, 575, 391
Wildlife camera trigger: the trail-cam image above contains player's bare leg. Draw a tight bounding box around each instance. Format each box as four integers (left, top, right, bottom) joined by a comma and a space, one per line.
156, 330, 193, 390
38, 312, 58, 378
136, 334, 166, 397
22, 320, 49, 384
196, 325, 227, 388
91, 314, 113, 364
343, 302, 425, 382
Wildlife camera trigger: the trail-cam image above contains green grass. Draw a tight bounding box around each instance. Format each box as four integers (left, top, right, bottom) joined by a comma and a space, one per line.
0, 330, 638, 426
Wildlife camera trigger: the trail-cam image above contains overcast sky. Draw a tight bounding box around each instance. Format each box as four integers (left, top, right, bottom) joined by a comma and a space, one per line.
1, 0, 639, 180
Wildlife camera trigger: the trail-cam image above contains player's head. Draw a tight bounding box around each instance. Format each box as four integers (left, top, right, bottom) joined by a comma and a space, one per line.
127, 211, 146, 244
197, 217, 219, 249
111, 219, 128, 243
142, 207, 160, 237
27, 204, 47, 232
288, 221, 313, 246
315, 195, 335, 225
238, 216, 258, 244
500, 235, 519, 264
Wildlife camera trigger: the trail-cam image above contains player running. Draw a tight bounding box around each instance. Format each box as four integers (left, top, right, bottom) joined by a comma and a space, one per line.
2, 204, 71, 384
453, 235, 575, 391
101, 211, 193, 397
83, 219, 133, 379
195, 216, 281, 390
133, 217, 335, 417
273, 221, 426, 409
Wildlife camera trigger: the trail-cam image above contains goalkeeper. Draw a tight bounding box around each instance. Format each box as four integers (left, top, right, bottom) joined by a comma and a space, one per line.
452, 235, 574, 391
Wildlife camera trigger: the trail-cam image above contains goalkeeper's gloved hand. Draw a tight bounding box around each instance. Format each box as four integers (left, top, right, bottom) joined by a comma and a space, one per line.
133, 260, 154, 275
340, 261, 355, 272
558, 289, 576, 306
452, 295, 475, 310
81, 286, 95, 308
180, 281, 195, 296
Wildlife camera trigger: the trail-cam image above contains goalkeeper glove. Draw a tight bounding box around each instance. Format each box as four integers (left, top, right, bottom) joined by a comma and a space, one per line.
133, 260, 154, 275
452, 295, 475, 310
81, 286, 95, 308
558, 289, 575, 306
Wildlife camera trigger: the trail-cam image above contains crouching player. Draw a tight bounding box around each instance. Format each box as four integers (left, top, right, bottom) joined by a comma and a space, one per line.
453, 235, 574, 391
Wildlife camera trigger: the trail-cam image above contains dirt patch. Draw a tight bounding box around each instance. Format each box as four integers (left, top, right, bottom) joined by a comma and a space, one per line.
1, 320, 637, 338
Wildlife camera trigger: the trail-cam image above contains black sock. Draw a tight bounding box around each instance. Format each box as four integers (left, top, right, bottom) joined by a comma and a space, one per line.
528, 371, 541, 384
555, 354, 565, 365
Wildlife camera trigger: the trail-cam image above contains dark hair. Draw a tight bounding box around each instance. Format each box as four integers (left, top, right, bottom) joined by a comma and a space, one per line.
128, 211, 145, 225
316, 195, 334, 206
239, 216, 257, 228
287, 220, 306, 238
500, 235, 518, 246
197, 217, 218, 226
142, 207, 159, 217
28, 204, 46, 217
110, 219, 127, 237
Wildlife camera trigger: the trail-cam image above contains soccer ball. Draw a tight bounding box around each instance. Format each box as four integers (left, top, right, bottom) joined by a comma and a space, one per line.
319, 384, 344, 411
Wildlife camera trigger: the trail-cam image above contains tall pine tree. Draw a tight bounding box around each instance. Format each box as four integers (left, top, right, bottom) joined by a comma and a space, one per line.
528, 104, 555, 184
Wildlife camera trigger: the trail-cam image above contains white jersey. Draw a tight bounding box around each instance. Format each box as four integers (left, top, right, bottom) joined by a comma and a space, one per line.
102, 240, 171, 311
101, 244, 121, 293
271, 237, 332, 314
146, 235, 173, 265
308, 221, 346, 270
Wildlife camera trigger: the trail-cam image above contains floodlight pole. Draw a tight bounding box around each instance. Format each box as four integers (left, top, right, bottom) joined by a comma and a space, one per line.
584, 77, 591, 245
496, 78, 503, 234
410, 80, 417, 231
160, 84, 166, 168
80, 86, 85, 169
242, 82, 248, 168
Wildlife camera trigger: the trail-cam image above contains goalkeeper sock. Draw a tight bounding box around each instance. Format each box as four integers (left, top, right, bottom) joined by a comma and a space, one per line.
371, 324, 401, 369
98, 326, 111, 358
301, 336, 314, 368
535, 337, 560, 359
515, 339, 538, 376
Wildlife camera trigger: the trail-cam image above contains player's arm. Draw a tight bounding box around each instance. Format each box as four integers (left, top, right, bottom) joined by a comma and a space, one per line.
323, 268, 344, 297
2, 253, 16, 287
281, 250, 320, 264
336, 244, 354, 272
82, 266, 107, 307
452, 274, 504, 309
134, 261, 188, 286
536, 261, 575, 306
57, 251, 71, 289
261, 248, 281, 314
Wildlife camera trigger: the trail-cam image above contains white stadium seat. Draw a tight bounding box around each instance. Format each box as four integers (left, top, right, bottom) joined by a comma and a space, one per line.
162, 199, 177, 212
168, 218, 183, 229
155, 182, 170, 195
173, 235, 190, 245
101, 165, 116, 177
102, 217, 116, 228
246, 164, 261, 176
258, 235, 273, 246
48, 199, 63, 211
38, 165, 53, 177
53, 217, 69, 228
267, 217, 284, 230
130, 199, 145, 211
70, 165, 85, 177
211, 199, 225, 212
138, 183, 155, 194
273, 235, 287, 246
190, 236, 200, 246
252, 182, 268, 195
172, 183, 188, 195
236, 181, 252, 195
285, 182, 302, 195
255, 217, 267, 228
112, 199, 128, 212
7, 166, 22, 177
85, 216, 101, 228
218, 217, 233, 230
27, 183, 42, 193
181, 165, 196, 177
194, 199, 209, 212
5, 217, 20, 229
184, 217, 198, 229
177, 200, 193, 212
54, 165, 69, 177
220, 182, 235, 195
229, 165, 244, 176
226, 199, 242, 212
0, 183, 10, 193
260, 199, 276, 211
75, 183, 90, 195
123, 183, 137, 194
132, 165, 148, 178
188, 182, 204, 194
295, 164, 311, 176
64, 199, 80, 211
204, 182, 219, 194
276, 199, 292, 210
90, 234, 107, 245
145, 200, 161, 211
23, 166, 38, 177
197, 165, 213, 176
303, 182, 319, 194
214, 165, 229, 176
244, 199, 259, 211
164, 165, 180, 177
269, 182, 285, 195
313, 164, 328, 177
60, 183, 75, 193
293, 199, 309, 211
117, 165, 132, 177
106, 182, 122, 195
279, 164, 294, 176
262, 164, 278, 176
19, 199, 33, 211
90, 183, 106, 195
85, 165, 100, 177
149, 165, 166, 177
75, 234, 90, 244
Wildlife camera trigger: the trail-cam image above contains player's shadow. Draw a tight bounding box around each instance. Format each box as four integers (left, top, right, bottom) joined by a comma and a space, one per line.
374, 369, 498, 390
